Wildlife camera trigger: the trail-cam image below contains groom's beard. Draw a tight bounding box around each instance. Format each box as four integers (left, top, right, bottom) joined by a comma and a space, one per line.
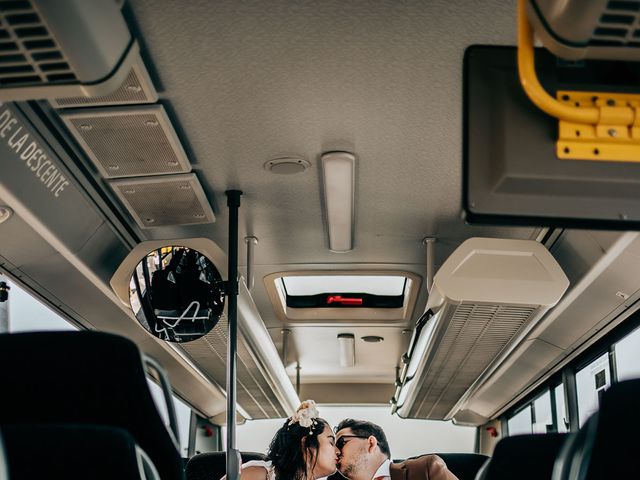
339, 451, 368, 479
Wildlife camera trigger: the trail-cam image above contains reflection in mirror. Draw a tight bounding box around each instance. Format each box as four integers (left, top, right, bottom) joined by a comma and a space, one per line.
129, 246, 225, 342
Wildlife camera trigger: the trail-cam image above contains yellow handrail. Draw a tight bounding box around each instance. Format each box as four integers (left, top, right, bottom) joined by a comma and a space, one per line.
517, 0, 635, 125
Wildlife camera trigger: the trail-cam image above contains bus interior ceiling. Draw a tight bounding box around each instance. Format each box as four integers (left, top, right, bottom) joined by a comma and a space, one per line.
1, 0, 640, 445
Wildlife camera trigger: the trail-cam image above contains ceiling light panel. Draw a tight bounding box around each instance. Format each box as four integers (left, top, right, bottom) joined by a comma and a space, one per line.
321, 152, 355, 252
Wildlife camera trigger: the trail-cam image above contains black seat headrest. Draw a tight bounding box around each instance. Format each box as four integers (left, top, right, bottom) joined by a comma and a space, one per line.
2, 424, 159, 480
0, 331, 184, 480
432, 453, 490, 480
186, 451, 267, 480
478, 433, 567, 480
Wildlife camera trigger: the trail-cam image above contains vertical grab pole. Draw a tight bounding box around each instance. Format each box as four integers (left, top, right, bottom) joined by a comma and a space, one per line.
422, 237, 436, 293
226, 190, 242, 480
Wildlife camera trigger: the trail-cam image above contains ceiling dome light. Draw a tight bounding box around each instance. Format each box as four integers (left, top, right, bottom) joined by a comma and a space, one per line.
0, 206, 13, 225
264, 157, 311, 174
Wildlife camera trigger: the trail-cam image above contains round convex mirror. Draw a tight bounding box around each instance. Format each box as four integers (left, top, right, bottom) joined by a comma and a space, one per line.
129, 246, 225, 343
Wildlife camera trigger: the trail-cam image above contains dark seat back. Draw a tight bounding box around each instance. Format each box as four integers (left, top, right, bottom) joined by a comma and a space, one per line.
476, 433, 567, 480
553, 379, 640, 479
186, 452, 267, 480
0, 331, 184, 480
434, 453, 490, 480
2, 424, 159, 480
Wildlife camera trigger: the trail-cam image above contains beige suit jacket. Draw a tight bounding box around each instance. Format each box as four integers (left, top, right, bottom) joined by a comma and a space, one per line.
389, 455, 459, 480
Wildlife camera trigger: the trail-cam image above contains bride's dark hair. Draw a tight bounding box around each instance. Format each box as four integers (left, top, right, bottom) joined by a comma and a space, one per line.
267, 417, 330, 480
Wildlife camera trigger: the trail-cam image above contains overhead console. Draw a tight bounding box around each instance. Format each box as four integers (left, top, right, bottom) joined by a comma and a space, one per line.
392, 237, 569, 424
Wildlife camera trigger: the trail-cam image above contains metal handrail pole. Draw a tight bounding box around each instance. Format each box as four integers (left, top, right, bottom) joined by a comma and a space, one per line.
225, 190, 243, 480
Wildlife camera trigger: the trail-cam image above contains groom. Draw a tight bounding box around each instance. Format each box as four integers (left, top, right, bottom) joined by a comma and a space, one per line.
335, 419, 459, 480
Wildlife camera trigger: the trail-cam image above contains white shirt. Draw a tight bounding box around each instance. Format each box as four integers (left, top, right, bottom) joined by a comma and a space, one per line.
372, 459, 391, 480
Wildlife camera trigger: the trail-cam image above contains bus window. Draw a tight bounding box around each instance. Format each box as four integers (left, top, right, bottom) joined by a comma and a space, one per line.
146, 379, 192, 456
507, 405, 532, 436
553, 384, 568, 433
5, 280, 77, 333
576, 353, 611, 426
532, 391, 552, 434
614, 326, 640, 381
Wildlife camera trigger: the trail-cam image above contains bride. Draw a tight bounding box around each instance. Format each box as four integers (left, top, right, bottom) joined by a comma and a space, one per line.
233, 400, 339, 480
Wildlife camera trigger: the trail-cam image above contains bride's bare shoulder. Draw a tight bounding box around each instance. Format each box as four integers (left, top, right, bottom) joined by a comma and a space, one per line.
242, 466, 269, 480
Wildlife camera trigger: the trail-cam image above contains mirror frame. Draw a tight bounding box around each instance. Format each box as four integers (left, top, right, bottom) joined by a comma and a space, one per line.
110, 238, 228, 310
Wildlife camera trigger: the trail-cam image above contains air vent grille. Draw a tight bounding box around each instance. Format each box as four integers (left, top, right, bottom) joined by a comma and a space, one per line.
178, 313, 288, 419
61, 106, 190, 178
0, 0, 76, 87
110, 174, 215, 228
51, 63, 158, 108
590, 1, 640, 46
410, 302, 537, 419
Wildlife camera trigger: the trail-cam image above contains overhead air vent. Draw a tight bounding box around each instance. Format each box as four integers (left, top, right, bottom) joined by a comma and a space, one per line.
528, 0, 640, 60
0, 0, 147, 102
0, 1, 75, 87
50, 56, 158, 108
110, 173, 215, 228
394, 238, 569, 422
61, 105, 190, 179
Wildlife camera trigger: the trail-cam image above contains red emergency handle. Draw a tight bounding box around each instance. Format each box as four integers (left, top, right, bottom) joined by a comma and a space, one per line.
327, 295, 363, 305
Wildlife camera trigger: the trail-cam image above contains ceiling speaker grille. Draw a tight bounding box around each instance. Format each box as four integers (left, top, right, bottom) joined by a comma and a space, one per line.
110, 173, 215, 228
179, 313, 288, 419
61, 105, 190, 178
410, 302, 537, 419
0, 0, 76, 87
51, 61, 157, 108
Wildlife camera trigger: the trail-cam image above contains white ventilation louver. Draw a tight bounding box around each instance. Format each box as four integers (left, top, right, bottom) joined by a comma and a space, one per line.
394, 237, 569, 421
0, 0, 151, 102
50, 51, 158, 108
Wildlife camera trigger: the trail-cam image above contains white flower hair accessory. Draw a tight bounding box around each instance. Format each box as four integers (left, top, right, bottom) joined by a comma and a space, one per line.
288, 399, 320, 430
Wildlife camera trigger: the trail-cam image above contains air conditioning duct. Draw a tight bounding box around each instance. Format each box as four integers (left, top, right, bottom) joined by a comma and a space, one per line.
394, 237, 569, 421
527, 0, 640, 61
0, 0, 157, 104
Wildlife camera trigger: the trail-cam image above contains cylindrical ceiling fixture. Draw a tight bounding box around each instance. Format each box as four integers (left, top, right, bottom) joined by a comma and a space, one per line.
321, 152, 355, 252
337, 333, 355, 367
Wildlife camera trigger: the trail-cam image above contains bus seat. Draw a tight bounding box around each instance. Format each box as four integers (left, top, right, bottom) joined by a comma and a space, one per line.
552, 379, 640, 479
475, 433, 567, 480
2, 424, 160, 479
430, 453, 490, 480
0, 428, 7, 480
0, 331, 184, 480
185, 451, 267, 480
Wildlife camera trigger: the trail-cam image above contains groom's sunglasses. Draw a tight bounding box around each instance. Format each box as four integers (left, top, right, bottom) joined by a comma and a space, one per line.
336, 435, 370, 449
